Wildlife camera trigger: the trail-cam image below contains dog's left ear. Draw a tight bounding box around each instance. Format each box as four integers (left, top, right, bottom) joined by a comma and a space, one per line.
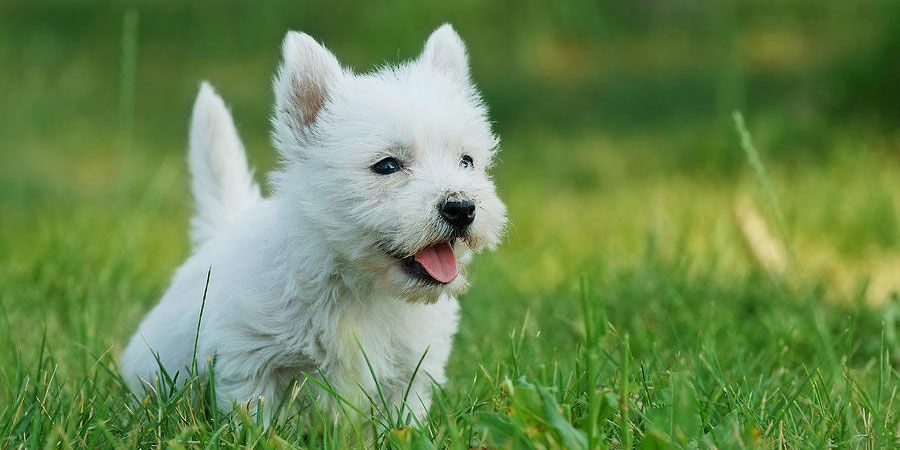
420, 24, 470, 83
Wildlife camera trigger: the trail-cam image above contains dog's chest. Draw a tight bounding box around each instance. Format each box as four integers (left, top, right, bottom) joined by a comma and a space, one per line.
317, 299, 457, 390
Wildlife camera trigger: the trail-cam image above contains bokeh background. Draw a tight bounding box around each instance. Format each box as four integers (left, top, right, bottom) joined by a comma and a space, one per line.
2, 0, 900, 404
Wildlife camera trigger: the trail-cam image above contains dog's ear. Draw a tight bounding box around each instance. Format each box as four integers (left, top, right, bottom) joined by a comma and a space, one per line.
420, 24, 470, 83
273, 31, 343, 148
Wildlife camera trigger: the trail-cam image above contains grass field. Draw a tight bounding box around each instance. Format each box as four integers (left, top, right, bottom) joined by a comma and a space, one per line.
2, 1, 900, 448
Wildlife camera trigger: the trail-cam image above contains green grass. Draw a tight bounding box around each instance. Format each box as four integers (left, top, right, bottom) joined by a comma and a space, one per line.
1, 218, 898, 448
2, 1, 900, 448
2, 132, 898, 448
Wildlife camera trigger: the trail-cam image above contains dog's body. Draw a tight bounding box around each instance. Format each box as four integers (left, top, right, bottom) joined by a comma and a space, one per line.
120, 25, 505, 422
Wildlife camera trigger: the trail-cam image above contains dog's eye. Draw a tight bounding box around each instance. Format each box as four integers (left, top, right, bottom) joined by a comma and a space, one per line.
372, 157, 402, 175
460, 155, 474, 170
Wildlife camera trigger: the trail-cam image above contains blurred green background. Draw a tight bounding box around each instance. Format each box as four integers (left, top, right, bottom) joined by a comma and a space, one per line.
3, 1, 900, 446
2, 0, 900, 378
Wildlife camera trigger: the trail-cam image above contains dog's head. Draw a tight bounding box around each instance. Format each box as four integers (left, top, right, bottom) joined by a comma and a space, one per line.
270, 25, 506, 302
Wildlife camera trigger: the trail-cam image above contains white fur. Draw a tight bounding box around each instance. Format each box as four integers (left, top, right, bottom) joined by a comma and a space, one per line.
120, 24, 506, 424
188, 82, 262, 247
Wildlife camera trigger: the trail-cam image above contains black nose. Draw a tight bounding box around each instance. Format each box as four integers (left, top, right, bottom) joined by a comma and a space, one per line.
440, 199, 476, 229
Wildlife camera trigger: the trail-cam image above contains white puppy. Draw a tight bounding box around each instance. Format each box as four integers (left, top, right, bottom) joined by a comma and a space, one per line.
120, 25, 506, 423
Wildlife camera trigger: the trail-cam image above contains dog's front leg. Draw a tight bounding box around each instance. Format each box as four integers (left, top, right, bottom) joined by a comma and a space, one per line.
214, 371, 288, 425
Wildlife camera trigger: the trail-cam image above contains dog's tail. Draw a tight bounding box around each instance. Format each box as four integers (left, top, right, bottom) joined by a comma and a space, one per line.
188, 82, 262, 247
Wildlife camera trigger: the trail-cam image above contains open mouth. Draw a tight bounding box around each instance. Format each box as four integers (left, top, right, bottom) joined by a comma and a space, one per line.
400, 239, 458, 284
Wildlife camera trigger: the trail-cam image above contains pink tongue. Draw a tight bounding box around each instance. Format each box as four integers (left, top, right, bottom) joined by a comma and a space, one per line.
414, 242, 458, 283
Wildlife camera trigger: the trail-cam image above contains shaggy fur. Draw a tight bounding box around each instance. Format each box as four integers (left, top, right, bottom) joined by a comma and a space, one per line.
120, 25, 506, 423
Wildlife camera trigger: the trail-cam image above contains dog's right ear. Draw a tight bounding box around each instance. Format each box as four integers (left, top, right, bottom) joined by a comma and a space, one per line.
272, 31, 343, 150
421, 24, 470, 84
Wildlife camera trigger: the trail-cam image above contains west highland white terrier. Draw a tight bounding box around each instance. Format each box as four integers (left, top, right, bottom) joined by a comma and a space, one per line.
120, 25, 506, 423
